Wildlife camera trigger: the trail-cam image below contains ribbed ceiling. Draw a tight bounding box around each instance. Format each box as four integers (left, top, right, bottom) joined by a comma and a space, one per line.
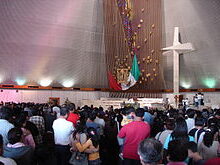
0, 0, 107, 88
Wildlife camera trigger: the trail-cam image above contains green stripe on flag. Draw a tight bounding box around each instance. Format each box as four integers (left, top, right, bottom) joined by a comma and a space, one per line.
131, 55, 140, 81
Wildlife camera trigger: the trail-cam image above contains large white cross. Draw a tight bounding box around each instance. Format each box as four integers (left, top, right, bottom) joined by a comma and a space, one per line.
162, 27, 195, 107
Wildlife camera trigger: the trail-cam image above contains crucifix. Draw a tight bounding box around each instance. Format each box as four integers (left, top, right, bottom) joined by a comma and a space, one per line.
162, 27, 195, 108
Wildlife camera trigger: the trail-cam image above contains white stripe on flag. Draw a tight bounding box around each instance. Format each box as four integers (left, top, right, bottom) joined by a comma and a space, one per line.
121, 72, 137, 90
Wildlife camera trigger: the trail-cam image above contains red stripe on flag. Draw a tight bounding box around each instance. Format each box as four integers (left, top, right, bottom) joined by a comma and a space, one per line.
108, 72, 122, 91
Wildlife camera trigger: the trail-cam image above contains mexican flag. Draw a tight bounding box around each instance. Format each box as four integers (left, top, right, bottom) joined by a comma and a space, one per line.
108, 55, 140, 91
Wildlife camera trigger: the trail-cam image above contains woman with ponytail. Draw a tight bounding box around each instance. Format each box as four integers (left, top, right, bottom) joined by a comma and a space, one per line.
198, 125, 219, 160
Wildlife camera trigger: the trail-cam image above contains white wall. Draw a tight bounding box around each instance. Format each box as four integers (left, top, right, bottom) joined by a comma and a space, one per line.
163, 92, 220, 108
1, 89, 220, 108
0, 89, 109, 107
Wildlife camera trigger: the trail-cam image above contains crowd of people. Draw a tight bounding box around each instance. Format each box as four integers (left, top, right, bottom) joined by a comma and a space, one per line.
0, 101, 220, 165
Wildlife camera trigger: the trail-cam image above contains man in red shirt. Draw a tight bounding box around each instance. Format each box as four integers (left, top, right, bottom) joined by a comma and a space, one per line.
118, 108, 151, 165
66, 103, 79, 127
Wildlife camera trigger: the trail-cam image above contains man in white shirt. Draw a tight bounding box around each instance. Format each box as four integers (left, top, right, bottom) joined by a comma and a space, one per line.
197, 93, 202, 106
53, 107, 74, 165
182, 98, 189, 111
194, 94, 199, 107
185, 109, 195, 132
0, 107, 14, 146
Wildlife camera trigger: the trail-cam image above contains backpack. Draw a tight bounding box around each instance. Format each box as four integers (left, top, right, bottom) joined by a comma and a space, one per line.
189, 128, 205, 143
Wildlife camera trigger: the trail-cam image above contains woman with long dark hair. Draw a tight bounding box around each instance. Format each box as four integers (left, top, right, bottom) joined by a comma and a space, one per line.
164, 117, 195, 150
70, 120, 88, 165
75, 127, 101, 165
72, 120, 87, 144
163, 117, 194, 164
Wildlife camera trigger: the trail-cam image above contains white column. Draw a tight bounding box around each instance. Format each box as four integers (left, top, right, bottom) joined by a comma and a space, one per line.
173, 50, 179, 95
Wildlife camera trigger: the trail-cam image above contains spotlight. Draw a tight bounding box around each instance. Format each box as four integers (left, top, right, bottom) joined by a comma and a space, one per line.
39, 79, 52, 87
62, 80, 74, 87
16, 78, 26, 85
203, 78, 216, 88
0, 76, 3, 83
181, 82, 191, 89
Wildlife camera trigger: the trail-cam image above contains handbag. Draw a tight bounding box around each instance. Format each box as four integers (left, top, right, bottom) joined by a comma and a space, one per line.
69, 151, 88, 165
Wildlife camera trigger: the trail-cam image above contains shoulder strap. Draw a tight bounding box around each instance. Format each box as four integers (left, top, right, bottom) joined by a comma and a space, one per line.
195, 129, 205, 143
194, 129, 200, 142
197, 129, 205, 143
189, 128, 197, 137
157, 131, 163, 141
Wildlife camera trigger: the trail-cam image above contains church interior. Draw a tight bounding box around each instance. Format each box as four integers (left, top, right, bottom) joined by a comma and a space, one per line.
0, 0, 220, 165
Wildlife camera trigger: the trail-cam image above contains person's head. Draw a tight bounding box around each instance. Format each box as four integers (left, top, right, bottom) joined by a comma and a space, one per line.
59, 107, 69, 118
67, 103, 75, 112
165, 118, 175, 130
15, 113, 27, 128
207, 117, 218, 128
186, 141, 198, 158
0, 106, 11, 120
73, 121, 87, 139
195, 117, 205, 127
203, 125, 219, 147
87, 127, 99, 148
171, 117, 188, 140
121, 108, 127, 116
135, 108, 145, 119
215, 110, 220, 119
0, 135, 3, 155
31, 109, 39, 116
167, 140, 188, 162
202, 109, 209, 119
126, 107, 135, 119
7, 127, 23, 145
52, 106, 60, 116
138, 138, 163, 165
88, 112, 96, 121
186, 109, 195, 118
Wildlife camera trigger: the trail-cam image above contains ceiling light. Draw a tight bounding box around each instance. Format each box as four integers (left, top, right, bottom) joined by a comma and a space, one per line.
62, 80, 74, 87
16, 78, 26, 85
181, 81, 191, 89
39, 79, 52, 87
203, 78, 216, 88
